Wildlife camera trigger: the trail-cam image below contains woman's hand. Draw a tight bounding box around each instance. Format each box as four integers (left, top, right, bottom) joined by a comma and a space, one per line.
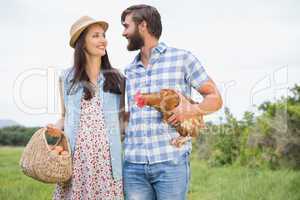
46, 124, 63, 137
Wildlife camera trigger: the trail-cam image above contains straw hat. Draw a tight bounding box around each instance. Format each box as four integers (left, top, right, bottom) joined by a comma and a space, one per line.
69, 15, 109, 48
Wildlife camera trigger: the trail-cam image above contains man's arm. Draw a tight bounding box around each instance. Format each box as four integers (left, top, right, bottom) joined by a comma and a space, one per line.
194, 78, 223, 115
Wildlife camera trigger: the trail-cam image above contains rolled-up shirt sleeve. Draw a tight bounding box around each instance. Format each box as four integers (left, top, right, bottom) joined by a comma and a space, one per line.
184, 51, 210, 90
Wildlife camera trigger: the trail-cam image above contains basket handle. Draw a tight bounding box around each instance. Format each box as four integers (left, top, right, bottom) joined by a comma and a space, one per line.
53, 134, 63, 147
45, 128, 65, 149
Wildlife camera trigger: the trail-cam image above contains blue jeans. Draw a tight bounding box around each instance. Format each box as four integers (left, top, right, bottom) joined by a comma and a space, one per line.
123, 153, 190, 200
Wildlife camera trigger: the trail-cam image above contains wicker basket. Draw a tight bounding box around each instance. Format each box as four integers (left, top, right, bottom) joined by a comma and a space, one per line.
19, 128, 72, 183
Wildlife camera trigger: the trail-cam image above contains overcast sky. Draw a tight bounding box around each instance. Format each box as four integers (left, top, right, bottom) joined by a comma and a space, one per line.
1, 0, 299, 126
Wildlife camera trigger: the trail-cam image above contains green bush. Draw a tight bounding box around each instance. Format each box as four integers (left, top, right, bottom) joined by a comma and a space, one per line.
0, 126, 39, 146
195, 85, 300, 170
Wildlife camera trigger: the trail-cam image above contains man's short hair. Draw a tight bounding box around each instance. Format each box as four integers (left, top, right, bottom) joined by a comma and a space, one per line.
121, 4, 162, 39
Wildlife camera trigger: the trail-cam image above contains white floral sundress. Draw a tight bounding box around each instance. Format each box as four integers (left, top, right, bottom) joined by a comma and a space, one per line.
53, 95, 123, 200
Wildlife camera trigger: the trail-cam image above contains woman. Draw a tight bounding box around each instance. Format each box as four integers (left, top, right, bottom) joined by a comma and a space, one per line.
47, 16, 125, 199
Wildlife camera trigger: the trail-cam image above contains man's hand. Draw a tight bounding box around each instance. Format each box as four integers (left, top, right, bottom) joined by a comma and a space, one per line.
167, 91, 201, 126
168, 79, 223, 126
170, 136, 191, 148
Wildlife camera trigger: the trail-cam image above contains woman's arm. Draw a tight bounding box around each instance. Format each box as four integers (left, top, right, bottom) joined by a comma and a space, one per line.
119, 76, 129, 141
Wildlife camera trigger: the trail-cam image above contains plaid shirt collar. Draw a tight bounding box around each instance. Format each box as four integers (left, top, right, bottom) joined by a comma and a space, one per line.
131, 42, 168, 68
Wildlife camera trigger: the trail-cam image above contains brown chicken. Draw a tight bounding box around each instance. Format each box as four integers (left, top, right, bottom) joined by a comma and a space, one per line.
134, 89, 205, 143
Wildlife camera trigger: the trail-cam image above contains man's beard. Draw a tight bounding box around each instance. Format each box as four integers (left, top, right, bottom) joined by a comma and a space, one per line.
127, 28, 144, 51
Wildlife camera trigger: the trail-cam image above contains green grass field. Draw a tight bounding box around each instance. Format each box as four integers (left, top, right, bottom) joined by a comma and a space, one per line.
1, 146, 299, 200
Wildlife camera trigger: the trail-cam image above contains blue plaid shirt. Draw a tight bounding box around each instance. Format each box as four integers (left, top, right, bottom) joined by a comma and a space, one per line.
124, 42, 209, 164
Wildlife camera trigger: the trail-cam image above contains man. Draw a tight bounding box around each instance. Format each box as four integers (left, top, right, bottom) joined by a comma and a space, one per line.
121, 4, 222, 200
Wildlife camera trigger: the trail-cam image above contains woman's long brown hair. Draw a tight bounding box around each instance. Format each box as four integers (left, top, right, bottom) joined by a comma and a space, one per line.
68, 27, 124, 100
